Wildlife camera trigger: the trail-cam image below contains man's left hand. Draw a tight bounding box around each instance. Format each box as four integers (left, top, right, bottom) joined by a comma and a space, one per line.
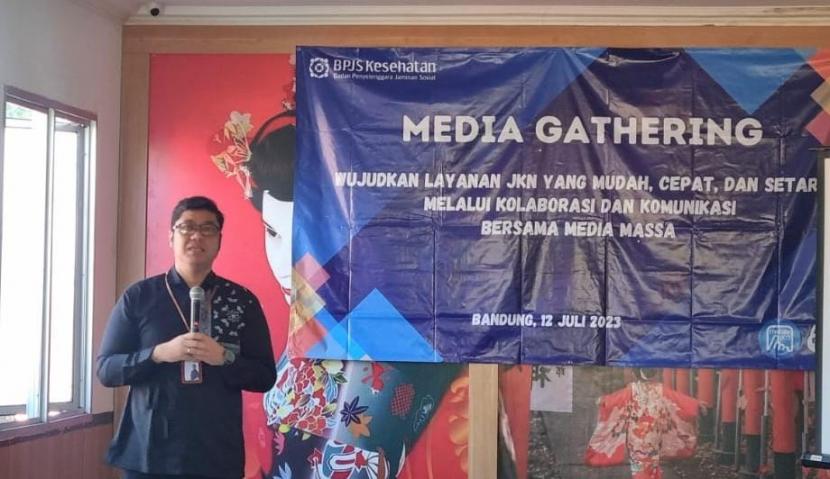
184, 333, 225, 366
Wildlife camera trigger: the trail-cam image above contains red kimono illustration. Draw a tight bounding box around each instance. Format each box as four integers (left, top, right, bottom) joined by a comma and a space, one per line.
585, 381, 700, 479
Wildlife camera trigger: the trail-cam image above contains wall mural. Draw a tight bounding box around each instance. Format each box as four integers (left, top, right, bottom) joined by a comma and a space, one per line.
146, 53, 468, 479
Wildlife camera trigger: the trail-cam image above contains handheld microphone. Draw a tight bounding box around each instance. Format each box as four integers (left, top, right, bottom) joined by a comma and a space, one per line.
189, 286, 205, 333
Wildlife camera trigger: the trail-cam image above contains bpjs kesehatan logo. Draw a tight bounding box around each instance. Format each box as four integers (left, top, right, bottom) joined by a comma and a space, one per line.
309, 58, 330, 78
309, 56, 438, 81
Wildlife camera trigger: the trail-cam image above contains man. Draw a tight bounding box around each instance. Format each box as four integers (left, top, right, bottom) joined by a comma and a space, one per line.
98, 196, 276, 479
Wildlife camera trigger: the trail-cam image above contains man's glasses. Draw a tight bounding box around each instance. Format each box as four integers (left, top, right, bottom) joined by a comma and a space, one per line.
172, 222, 221, 237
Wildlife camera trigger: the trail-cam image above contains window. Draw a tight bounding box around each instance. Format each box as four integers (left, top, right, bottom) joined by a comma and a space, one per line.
0, 87, 95, 428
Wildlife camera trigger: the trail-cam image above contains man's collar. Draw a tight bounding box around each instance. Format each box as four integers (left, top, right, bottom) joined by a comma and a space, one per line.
168, 266, 217, 289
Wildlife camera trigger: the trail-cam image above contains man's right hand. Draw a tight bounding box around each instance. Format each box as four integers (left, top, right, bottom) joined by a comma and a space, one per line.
151, 332, 197, 363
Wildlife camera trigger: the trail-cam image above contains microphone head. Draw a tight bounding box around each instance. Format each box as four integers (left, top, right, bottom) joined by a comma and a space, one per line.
189, 286, 205, 301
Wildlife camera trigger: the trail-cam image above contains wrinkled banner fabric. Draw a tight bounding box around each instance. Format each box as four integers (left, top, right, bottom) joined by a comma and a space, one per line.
291, 47, 830, 369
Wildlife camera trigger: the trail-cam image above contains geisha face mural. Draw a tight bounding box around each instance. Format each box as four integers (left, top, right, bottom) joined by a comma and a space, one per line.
262, 191, 293, 302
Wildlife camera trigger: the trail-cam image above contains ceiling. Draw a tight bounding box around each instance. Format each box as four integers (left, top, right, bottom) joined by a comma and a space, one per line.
74, 0, 830, 25
97, 0, 830, 6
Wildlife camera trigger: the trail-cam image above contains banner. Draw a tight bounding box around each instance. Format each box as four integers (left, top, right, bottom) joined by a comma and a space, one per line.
293, 47, 830, 369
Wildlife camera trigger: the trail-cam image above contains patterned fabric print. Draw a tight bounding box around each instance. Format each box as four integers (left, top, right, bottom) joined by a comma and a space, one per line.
266, 360, 462, 479
585, 382, 699, 478
412, 395, 436, 435
339, 395, 372, 439
211, 282, 252, 343
586, 399, 629, 465
322, 362, 463, 477
361, 363, 388, 394
310, 440, 388, 479
340, 396, 369, 427
627, 382, 669, 479
390, 384, 415, 418
264, 357, 346, 436
271, 427, 389, 479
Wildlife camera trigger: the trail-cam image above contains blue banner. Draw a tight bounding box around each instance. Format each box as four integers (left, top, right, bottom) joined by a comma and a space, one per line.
291, 47, 826, 369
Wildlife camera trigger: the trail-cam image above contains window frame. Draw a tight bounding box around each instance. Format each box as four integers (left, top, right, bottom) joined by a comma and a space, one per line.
0, 85, 96, 430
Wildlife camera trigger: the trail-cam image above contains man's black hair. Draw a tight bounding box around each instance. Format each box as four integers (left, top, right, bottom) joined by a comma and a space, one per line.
247, 111, 295, 211
170, 196, 225, 229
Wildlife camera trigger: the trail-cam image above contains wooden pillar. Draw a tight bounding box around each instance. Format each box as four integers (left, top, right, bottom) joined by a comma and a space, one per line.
468, 364, 499, 479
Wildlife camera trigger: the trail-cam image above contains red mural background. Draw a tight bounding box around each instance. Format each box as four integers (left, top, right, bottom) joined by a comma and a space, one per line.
146, 54, 471, 479
147, 53, 293, 476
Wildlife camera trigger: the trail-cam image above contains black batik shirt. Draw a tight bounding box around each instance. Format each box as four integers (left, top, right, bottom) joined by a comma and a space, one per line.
97, 267, 276, 478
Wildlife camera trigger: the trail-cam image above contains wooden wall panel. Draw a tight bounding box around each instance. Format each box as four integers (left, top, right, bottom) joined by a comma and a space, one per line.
53, 427, 85, 478
1, 421, 114, 479
117, 24, 830, 479
117, 52, 150, 296
83, 423, 117, 479
123, 25, 830, 53
8, 438, 40, 478
0, 442, 9, 478
114, 51, 151, 431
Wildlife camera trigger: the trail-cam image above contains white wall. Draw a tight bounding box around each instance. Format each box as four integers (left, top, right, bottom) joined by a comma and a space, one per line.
0, 0, 122, 414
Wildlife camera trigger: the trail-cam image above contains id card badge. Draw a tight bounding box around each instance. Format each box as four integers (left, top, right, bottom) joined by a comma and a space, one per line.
182, 360, 203, 384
